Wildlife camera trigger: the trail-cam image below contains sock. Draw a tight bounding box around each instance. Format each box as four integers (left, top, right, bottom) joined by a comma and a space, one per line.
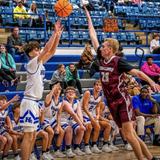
66, 145, 71, 150
91, 142, 96, 147
103, 141, 109, 145
55, 146, 60, 151
74, 144, 79, 149
14, 153, 19, 157
123, 140, 128, 145
154, 135, 159, 141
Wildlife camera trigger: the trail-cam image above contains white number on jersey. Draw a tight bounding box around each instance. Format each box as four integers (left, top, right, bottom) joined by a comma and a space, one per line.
101, 72, 109, 83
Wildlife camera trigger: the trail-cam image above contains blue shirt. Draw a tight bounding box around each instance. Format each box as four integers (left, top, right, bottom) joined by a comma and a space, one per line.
132, 95, 153, 114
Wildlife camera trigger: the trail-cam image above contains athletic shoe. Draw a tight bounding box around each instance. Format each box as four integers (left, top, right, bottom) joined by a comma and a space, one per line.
91, 145, 102, 154
54, 150, 66, 158
124, 144, 133, 151
14, 155, 21, 160
66, 148, 76, 158
109, 144, 119, 151
41, 153, 49, 160
30, 153, 37, 160
74, 148, 85, 156
46, 152, 54, 159
102, 144, 112, 153
84, 145, 92, 155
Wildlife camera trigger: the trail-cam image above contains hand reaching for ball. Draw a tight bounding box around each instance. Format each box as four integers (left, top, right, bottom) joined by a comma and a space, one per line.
54, 20, 64, 36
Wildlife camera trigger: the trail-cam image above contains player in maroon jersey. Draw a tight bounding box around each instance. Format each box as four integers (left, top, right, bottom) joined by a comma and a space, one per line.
83, 6, 160, 160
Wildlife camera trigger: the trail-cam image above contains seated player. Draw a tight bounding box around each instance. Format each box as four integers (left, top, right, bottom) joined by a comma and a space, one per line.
65, 87, 85, 156
82, 80, 102, 154
44, 82, 66, 158
59, 87, 85, 158
0, 95, 19, 159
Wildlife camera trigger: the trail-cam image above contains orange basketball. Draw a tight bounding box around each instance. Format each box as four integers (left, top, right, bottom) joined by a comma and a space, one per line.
54, 0, 73, 18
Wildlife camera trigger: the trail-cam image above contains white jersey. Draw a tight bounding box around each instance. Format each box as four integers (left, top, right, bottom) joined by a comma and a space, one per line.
68, 99, 80, 123
24, 56, 45, 100
83, 90, 102, 117
44, 97, 63, 120
0, 109, 8, 126
11, 117, 23, 132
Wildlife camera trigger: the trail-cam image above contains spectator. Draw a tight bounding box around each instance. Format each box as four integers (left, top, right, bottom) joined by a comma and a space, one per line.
65, 63, 82, 95
0, 44, 20, 86
150, 34, 160, 54
7, 27, 28, 61
13, 0, 30, 27
132, 86, 160, 146
28, 2, 42, 27
50, 64, 67, 93
76, 43, 94, 69
141, 56, 160, 83
45, 10, 53, 32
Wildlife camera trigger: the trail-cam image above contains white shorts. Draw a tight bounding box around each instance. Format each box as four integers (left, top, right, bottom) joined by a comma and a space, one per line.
20, 98, 40, 132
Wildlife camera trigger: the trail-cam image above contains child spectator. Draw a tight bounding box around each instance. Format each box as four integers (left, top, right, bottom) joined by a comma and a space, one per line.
50, 64, 67, 93
65, 63, 82, 95
150, 34, 160, 54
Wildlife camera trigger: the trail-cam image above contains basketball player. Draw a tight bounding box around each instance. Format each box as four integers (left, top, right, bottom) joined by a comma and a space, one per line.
44, 82, 66, 158
84, 6, 160, 160
0, 95, 19, 160
82, 80, 104, 154
59, 87, 86, 158
20, 20, 63, 160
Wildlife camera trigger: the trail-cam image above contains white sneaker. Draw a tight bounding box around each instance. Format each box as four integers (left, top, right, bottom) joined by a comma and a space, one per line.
102, 144, 112, 153
41, 153, 49, 160
124, 144, 133, 151
30, 153, 37, 160
74, 148, 85, 156
84, 145, 92, 155
46, 152, 54, 159
15, 155, 21, 160
54, 150, 66, 158
66, 148, 76, 158
109, 144, 119, 151
91, 145, 102, 154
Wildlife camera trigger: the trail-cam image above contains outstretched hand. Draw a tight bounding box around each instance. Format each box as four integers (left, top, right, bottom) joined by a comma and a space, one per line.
54, 20, 64, 36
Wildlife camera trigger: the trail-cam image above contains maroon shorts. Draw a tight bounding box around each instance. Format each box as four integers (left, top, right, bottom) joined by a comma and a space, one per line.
108, 96, 135, 128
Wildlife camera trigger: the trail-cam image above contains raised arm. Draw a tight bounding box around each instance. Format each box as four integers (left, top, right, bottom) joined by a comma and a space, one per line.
38, 20, 63, 64
84, 6, 99, 52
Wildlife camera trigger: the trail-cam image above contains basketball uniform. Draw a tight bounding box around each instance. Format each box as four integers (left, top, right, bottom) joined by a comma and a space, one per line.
20, 57, 45, 131
68, 99, 82, 133
11, 117, 24, 133
0, 108, 8, 135
42, 97, 63, 129
82, 89, 102, 123
98, 55, 135, 127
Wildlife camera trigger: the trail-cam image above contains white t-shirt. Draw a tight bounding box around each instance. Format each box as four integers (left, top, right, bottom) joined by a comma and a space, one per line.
150, 39, 160, 52
24, 56, 45, 100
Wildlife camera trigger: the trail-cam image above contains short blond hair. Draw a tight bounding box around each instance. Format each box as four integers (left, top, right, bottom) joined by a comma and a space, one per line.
104, 38, 119, 54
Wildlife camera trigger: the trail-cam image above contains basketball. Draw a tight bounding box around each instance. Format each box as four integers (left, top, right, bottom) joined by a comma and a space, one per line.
54, 0, 73, 18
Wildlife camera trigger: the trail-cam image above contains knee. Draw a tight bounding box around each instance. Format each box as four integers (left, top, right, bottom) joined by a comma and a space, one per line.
86, 123, 93, 132
93, 122, 100, 132
65, 126, 73, 135
136, 116, 145, 124
42, 132, 48, 141
7, 135, 13, 145
47, 128, 54, 137
59, 127, 64, 137
1, 136, 7, 145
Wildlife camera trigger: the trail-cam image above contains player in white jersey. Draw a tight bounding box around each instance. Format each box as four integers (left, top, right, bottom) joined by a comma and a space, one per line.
59, 87, 85, 158
20, 20, 63, 160
82, 80, 103, 154
65, 87, 85, 156
44, 82, 66, 158
7, 102, 23, 160
0, 95, 19, 160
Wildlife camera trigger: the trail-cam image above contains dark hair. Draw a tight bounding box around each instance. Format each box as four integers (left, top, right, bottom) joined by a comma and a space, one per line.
65, 86, 76, 94
57, 64, 64, 69
11, 26, 19, 33
23, 41, 40, 57
153, 34, 159, 39
0, 95, 7, 101
93, 79, 101, 86
146, 56, 153, 61
12, 102, 21, 112
140, 86, 149, 92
